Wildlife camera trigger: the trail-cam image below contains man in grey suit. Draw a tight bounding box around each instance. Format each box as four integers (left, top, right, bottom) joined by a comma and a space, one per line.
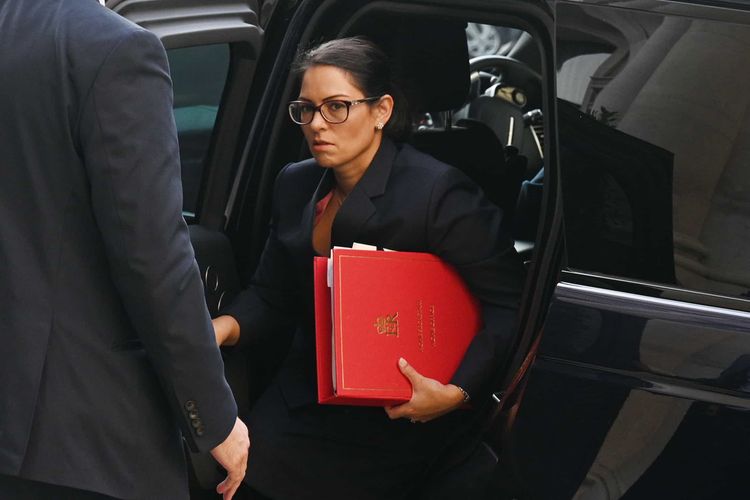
0, 0, 249, 498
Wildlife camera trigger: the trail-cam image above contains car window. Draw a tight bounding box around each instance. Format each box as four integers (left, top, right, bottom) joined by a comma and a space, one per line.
557, 3, 750, 300
167, 43, 230, 218
466, 23, 523, 58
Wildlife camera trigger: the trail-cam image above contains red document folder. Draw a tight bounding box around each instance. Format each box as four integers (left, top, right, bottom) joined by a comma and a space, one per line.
314, 248, 481, 406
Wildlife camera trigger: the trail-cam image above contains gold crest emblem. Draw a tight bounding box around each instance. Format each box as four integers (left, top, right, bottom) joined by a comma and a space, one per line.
374, 313, 399, 337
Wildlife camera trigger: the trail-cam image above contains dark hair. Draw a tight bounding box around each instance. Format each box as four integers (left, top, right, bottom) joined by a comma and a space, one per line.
292, 37, 411, 141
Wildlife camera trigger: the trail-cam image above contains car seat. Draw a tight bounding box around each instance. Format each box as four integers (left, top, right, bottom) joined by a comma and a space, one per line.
348, 15, 528, 229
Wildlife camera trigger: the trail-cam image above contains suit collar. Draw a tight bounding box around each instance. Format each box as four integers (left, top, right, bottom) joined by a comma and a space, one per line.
351, 137, 398, 199
332, 138, 398, 247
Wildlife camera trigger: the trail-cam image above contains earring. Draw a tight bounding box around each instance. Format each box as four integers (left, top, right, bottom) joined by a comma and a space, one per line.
376, 122, 384, 130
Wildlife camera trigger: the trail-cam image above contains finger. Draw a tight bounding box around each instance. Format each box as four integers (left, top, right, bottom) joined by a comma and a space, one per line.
217, 468, 243, 490
223, 481, 241, 500
216, 475, 231, 494
398, 358, 422, 386
384, 405, 401, 419
217, 475, 240, 496
384, 403, 412, 420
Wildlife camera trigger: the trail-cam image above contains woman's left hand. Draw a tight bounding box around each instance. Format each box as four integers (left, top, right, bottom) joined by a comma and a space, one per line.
384, 358, 466, 423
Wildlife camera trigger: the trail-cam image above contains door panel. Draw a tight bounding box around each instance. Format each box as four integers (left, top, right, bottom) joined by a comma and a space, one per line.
551, 280, 750, 391
508, 274, 750, 499
506, 0, 750, 497
512, 360, 750, 499
189, 226, 242, 319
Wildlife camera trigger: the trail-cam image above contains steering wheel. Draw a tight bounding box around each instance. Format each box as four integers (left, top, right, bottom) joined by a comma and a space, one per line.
468, 55, 542, 108
463, 54, 545, 178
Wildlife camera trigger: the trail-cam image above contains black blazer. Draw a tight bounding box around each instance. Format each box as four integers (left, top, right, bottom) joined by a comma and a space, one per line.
227, 138, 526, 410
0, 1, 235, 498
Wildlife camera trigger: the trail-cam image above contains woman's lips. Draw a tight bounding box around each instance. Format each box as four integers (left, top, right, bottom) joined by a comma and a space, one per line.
312, 140, 334, 152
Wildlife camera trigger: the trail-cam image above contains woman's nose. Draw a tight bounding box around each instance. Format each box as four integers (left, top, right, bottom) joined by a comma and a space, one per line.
308, 109, 327, 129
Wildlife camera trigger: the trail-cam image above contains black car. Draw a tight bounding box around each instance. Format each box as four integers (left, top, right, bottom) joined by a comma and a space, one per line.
108, 0, 750, 498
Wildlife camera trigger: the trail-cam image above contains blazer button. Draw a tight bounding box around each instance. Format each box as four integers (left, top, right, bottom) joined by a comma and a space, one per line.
188, 410, 199, 420
191, 418, 203, 429
196, 426, 205, 437
185, 400, 197, 412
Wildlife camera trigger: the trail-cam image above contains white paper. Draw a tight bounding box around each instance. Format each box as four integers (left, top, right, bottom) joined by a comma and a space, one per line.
351, 242, 377, 250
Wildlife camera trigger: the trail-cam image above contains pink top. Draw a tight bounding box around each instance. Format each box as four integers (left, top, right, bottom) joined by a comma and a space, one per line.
314, 190, 334, 226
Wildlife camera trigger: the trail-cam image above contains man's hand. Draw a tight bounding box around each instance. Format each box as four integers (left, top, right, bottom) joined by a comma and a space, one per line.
210, 417, 250, 499
212, 315, 241, 346
384, 358, 466, 423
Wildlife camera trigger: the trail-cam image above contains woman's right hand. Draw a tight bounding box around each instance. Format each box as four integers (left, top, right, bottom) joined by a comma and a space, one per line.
212, 315, 241, 346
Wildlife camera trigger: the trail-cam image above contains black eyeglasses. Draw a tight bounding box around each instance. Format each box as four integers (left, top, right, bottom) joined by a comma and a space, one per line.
288, 96, 382, 125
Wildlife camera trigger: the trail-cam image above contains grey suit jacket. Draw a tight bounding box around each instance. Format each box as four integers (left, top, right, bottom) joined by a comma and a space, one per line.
0, 0, 236, 497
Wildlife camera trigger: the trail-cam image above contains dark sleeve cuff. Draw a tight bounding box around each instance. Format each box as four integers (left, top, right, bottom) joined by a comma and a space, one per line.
179, 383, 238, 453
220, 285, 298, 350
450, 306, 518, 401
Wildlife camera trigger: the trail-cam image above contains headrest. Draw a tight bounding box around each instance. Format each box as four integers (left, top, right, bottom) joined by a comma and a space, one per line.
344, 15, 470, 113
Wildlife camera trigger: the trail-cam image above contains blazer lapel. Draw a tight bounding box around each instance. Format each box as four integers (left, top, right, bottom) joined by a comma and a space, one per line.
296, 166, 335, 254
331, 139, 398, 247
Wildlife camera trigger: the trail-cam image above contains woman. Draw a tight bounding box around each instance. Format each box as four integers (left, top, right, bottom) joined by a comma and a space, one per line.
213, 37, 526, 499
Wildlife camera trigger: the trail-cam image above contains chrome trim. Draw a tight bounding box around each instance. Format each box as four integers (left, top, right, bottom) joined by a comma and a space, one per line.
529, 122, 544, 159
507, 116, 515, 145
203, 265, 220, 292
563, 270, 750, 307
555, 282, 750, 333
203, 265, 211, 288
514, 239, 534, 254
539, 357, 750, 410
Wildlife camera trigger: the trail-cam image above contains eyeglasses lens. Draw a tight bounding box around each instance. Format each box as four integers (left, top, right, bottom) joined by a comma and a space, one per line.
320, 101, 348, 123
289, 103, 312, 125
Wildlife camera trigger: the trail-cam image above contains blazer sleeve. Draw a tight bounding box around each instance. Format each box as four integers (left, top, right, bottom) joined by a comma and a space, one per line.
221, 164, 301, 350
76, 28, 236, 452
426, 167, 526, 400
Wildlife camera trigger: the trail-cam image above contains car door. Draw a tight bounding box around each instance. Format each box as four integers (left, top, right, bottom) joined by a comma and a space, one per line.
501, 1, 750, 498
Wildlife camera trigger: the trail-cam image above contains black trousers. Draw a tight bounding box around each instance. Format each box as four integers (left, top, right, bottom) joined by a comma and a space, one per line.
0, 474, 118, 500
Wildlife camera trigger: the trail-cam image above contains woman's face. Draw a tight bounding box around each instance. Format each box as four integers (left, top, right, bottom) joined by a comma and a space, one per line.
297, 65, 392, 171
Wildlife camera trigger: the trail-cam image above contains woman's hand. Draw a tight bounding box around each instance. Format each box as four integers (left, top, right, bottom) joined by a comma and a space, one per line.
384, 358, 466, 423
212, 315, 241, 347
